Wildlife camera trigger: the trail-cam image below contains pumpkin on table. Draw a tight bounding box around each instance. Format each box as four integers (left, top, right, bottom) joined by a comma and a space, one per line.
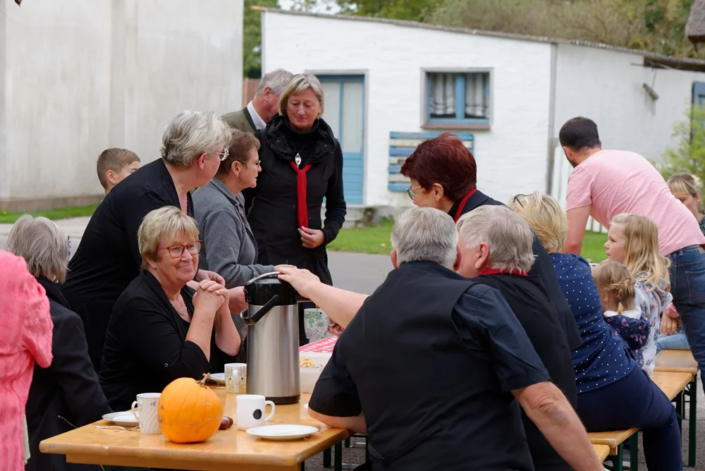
158, 376, 223, 443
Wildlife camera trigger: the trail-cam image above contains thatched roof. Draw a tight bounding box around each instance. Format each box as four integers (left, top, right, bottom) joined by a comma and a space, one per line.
687, 0, 705, 44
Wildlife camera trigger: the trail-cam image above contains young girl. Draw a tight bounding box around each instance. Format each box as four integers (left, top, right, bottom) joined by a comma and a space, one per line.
605, 214, 672, 375
592, 261, 651, 358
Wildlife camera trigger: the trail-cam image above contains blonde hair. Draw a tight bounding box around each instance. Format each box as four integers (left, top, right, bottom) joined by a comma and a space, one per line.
508, 192, 567, 254
138, 206, 200, 270
592, 262, 636, 314
609, 214, 670, 290
6, 215, 69, 282
667, 173, 702, 198
278, 73, 325, 117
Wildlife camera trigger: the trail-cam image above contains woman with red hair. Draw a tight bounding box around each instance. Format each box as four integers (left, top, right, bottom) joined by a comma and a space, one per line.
401, 132, 582, 353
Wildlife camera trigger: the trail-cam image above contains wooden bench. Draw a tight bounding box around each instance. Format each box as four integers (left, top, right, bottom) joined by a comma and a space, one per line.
655, 350, 699, 467
588, 371, 694, 470
593, 444, 611, 461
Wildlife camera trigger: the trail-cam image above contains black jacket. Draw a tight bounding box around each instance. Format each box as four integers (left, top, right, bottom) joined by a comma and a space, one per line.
248, 115, 347, 284
450, 189, 583, 350
25, 277, 110, 471
100, 271, 240, 412
63, 159, 193, 371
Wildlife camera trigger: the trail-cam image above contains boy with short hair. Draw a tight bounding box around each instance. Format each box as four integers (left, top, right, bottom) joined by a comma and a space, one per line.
96, 148, 141, 195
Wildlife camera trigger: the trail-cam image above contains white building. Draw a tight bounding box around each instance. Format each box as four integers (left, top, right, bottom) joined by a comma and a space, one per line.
0, 0, 243, 210
261, 8, 705, 210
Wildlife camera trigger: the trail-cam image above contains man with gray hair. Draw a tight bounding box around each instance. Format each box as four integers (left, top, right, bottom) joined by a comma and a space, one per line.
302, 207, 602, 471
223, 69, 293, 132
457, 206, 577, 471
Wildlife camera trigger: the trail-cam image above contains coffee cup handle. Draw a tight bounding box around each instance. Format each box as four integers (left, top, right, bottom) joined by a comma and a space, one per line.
131, 401, 140, 421
264, 401, 276, 421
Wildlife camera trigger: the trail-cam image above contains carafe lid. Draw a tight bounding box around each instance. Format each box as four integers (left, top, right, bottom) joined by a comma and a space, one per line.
245, 273, 300, 306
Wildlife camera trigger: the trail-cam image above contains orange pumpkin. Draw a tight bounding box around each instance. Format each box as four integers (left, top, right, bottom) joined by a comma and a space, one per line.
158, 376, 223, 443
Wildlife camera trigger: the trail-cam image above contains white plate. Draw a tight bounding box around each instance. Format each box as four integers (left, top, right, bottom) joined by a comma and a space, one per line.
246, 424, 319, 441
209, 373, 226, 384
102, 411, 139, 426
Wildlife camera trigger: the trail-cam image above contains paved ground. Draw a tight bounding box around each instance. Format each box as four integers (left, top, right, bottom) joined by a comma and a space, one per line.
4, 218, 705, 469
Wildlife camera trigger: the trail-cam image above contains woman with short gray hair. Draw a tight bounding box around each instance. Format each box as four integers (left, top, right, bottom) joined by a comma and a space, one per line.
8, 215, 111, 471
248, 73, 347, 344
63, 110, 238, 372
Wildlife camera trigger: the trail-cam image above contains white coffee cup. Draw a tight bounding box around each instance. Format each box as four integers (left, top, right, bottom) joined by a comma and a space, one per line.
131, 393, 161, 434
236, 394, 275, 430
225, 363, 247, 394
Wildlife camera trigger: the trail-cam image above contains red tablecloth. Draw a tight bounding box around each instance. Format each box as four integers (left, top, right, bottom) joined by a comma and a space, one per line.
299, 337, 338, 353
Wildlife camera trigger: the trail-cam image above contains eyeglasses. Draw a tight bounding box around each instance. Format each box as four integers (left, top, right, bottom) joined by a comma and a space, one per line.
512, 194, 527, 208
218, 148, 230, 162
407, 185, 422, 200
158, 240, 203, 259
245, 160, 262, 168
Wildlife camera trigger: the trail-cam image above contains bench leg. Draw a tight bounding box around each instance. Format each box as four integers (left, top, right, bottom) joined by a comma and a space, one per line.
606, 444, 624, 471
676, 391, 684, 433
323, 447, 332, 468
335, 442, 343, 471
688, 377, 697, 467
629, 433, 639, 471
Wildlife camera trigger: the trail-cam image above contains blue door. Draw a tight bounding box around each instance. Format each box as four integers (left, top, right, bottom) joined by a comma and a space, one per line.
693, 82, 705, 106
318, 75, 365, 205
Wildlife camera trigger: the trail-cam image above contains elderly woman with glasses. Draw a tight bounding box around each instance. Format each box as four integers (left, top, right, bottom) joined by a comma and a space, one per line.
63, 111, 245, 373
7, 216, 110, 471
100, 207, 241, 412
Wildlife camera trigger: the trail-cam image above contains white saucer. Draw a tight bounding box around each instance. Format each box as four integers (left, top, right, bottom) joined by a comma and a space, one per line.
209, 373, 226, 384
103, 411, 139, 426
246, 424, 318, 441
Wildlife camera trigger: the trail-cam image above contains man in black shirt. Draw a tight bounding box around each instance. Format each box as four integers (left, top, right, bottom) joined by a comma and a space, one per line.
303, 208, 601, 471
456, 205, 577, 471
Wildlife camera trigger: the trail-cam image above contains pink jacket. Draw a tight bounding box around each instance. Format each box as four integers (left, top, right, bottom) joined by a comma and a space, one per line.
0, 250, 53, 470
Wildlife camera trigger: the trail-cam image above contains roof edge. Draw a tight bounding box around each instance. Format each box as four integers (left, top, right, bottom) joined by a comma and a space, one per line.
258, 7, 705, 69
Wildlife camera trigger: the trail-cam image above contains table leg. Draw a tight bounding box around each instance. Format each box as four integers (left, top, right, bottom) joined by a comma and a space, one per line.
629, 433, 639, 471
335, 442, 343, 471
689, 376, 697, 467
323, 447, 332, 468
676, 391, 684, 433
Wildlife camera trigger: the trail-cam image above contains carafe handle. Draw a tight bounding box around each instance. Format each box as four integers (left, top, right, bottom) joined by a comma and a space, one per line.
240, 294, 281, 325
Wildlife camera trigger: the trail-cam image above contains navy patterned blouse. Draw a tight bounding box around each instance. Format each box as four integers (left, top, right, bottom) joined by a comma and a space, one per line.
550, 253, 636, 394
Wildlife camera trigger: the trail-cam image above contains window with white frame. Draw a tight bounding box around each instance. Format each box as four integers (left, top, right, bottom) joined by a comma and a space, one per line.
426, 72, 490, 125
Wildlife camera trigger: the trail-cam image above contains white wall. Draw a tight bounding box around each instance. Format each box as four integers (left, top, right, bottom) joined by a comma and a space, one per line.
552, 44, 705, 206
262, 11, 554, 207
0, 0, 242, 203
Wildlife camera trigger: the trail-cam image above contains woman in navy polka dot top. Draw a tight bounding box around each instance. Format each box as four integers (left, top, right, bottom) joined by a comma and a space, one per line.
510, 192, 682, 470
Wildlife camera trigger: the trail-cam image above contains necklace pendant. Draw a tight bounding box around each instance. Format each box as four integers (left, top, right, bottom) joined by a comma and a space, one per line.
294, 153, 302, 166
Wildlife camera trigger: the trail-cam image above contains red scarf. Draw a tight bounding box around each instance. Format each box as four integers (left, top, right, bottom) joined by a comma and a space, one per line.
453, 188, 478, 222
290, 161, 313, 228
479, 267, 528, 276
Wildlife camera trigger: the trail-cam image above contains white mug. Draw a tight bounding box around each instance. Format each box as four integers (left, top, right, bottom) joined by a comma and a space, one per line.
225, 363, 247, 394
131, 393, 161, 434
236, 394, 275, 430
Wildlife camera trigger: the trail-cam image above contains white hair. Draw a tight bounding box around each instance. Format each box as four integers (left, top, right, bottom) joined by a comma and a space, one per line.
456, 205, 536, 273
256, 69, 294, 97
7, 215, 69, 282
161, 111, 231, 167
391, 207, 458, 269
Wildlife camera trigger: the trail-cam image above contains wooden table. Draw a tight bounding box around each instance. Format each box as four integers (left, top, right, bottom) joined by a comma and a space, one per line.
40, 389, 349, 471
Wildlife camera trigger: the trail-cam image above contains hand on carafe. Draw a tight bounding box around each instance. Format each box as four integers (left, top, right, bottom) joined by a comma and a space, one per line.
277, 266, 321, 298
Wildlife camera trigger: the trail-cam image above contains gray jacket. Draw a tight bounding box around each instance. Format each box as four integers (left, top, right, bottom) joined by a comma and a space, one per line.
193, 179, 275, 288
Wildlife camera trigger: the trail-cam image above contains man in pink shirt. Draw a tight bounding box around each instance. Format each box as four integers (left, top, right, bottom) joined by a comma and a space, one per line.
561, 116, 705, 390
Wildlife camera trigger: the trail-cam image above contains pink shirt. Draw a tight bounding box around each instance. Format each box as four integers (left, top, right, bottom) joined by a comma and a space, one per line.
0, 250, 53, 471
566, 149, 705, 256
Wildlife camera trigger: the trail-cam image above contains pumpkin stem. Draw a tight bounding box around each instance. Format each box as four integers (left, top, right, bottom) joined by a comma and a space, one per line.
200, 373, 210, 387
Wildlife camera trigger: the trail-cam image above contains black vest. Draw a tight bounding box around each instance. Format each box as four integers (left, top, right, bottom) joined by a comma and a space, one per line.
338, 262, 533, 471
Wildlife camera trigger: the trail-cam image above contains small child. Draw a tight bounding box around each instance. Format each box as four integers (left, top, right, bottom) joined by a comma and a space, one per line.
97, 148, 141, 195
605, 214, 672, 376
592, 261, 651, 359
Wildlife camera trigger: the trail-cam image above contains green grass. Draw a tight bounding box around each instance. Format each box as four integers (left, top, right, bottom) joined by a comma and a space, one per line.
330, 219, 610, 262
0, 204, 98, 224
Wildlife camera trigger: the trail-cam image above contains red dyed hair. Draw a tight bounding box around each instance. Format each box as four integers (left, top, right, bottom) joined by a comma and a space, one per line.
400, 132, 477, 202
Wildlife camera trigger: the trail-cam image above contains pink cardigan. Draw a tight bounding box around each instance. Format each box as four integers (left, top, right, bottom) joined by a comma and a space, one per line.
0, 250, 53, 470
